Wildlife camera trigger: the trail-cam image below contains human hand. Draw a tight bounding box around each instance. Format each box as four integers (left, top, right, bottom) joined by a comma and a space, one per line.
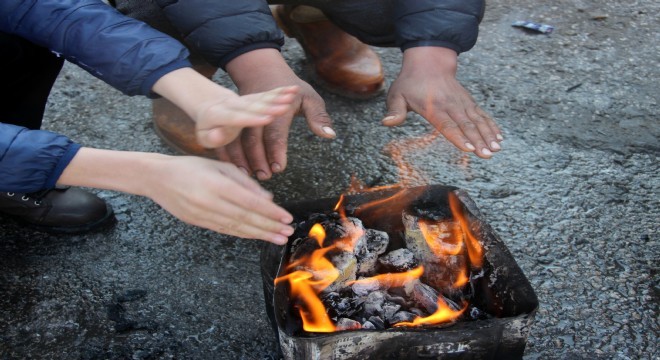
222, 49, 335, 180
382, 47, 502, 159
144, 155, 294, 244
152, 67, 300, 150
193, 85, 301, 149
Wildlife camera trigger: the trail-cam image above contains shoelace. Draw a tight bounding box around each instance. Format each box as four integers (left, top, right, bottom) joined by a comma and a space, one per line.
5, 189, 53, 205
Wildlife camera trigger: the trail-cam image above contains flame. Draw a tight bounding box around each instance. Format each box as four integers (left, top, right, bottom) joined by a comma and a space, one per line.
308, 223, 326, 247
347, 266, 424, 288
394, 298, 467, 327
274, 224, 339, 332
449, 193, 483, 268
418, 219, 464, 257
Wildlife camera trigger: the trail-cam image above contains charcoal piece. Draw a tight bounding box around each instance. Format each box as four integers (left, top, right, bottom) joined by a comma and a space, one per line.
289, 237, 320, 262
336, 318, 361, 331
355, 229, 390, 277
378, 248, 418, 273
361, 320, 376, 330
351, 278, 381, 296
390, 311, 417, 324
382, 302, 401, 322
322, 251, 357, 293
362, 291, 386, 317
384, 293, 408, 307
402, 211, 465, 264
368, 316, 385, 330
324, 217, 366, 251
404, 280, 440, 314
402, 210, 469, 291
410, 307, 425, 317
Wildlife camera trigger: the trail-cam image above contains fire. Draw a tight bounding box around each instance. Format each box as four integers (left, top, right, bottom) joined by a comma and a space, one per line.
394, 298, 467, 327
347, 266, 424, 288
449, 192, 483, 268
275, 188, 485, 333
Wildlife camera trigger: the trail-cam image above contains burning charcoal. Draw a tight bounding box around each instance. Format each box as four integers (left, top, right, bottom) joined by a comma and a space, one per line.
382, 302, 401, 322
404, 280, 440, 314
378, 248, 418, 273
351, 277, 381, 296
323, 292, 363, 320
402, 210, 469, 291
324, 217, 366, 251
402, 211, 465, 264
322, 251, 358, 294
336, 318, 361, 331
289, 237, 320, 262
367, 316, 385, 330
355, 229, 390, 277
390, 311, 417, 324
409, 307, 425, 317
384, 293, 408, 307
362, 291, 386, 317
361, 320, 376, 330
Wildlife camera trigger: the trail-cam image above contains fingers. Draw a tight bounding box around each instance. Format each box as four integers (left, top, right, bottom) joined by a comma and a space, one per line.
263, 117, 292, 176
241, 127, 273, 181
382, 93, 409, 127
195, 86, 300, 148
300, 95, 336, 139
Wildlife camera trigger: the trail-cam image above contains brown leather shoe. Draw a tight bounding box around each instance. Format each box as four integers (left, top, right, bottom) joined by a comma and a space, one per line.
272, 5, 384, 99
152, 61, 217, 158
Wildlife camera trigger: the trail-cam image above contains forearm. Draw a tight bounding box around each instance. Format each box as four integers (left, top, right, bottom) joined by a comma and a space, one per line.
56, 147, 166, 198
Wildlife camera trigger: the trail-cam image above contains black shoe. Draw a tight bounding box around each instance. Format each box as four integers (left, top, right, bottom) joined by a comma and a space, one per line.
0, 186, 115, 234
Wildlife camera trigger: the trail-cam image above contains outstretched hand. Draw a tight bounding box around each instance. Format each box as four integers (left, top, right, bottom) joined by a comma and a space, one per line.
382, 47, 502, 159
144, 156, 294, 244
221, 49, 335, 180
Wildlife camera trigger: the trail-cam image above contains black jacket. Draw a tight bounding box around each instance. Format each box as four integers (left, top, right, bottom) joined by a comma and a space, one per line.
151, 0, 485, 69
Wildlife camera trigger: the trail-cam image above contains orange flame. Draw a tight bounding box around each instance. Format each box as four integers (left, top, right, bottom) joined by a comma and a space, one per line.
394, 298, 467, 327
347, 266, 424, 288
449, 193, 483, 268
274, 224, 339, 332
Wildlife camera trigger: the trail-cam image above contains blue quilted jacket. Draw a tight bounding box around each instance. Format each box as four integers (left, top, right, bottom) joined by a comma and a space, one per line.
0, 0, 191, 192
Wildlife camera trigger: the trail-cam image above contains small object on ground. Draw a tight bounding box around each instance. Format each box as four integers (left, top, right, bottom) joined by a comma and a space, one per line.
512, 20, 555, 34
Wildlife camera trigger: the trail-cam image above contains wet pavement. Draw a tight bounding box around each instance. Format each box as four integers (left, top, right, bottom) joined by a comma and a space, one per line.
1, 0, 658, 359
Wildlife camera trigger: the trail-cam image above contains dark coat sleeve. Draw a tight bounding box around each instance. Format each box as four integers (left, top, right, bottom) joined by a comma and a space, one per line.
394, 0, 485, 54
0, 124, 80, 193
155, 0, 284, 69
0, 0, 192, 97
0, 0, 193, 192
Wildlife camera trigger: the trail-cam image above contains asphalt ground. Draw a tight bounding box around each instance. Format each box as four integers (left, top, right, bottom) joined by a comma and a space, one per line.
1, 0, 658, 359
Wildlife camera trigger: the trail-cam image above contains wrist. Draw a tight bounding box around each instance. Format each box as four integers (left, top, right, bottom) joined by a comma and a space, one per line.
225, 49, 295, 92
402, 46, 458, 75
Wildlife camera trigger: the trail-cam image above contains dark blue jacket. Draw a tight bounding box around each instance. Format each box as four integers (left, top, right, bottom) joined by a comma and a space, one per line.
0, 0, 191, 192
149, 0, 485, 69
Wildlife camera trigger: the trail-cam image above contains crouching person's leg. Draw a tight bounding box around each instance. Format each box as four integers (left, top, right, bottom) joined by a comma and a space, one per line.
0, 33, 114, 234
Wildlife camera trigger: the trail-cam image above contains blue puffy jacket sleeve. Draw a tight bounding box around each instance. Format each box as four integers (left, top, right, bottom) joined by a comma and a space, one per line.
0, 0, 192, 96
155, 0, 284, 69
0, 124, 80, 193
0, 0, 193, 192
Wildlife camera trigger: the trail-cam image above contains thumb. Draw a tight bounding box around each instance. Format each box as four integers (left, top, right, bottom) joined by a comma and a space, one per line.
382, 94, 408, 126
301, 97, 336, 139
